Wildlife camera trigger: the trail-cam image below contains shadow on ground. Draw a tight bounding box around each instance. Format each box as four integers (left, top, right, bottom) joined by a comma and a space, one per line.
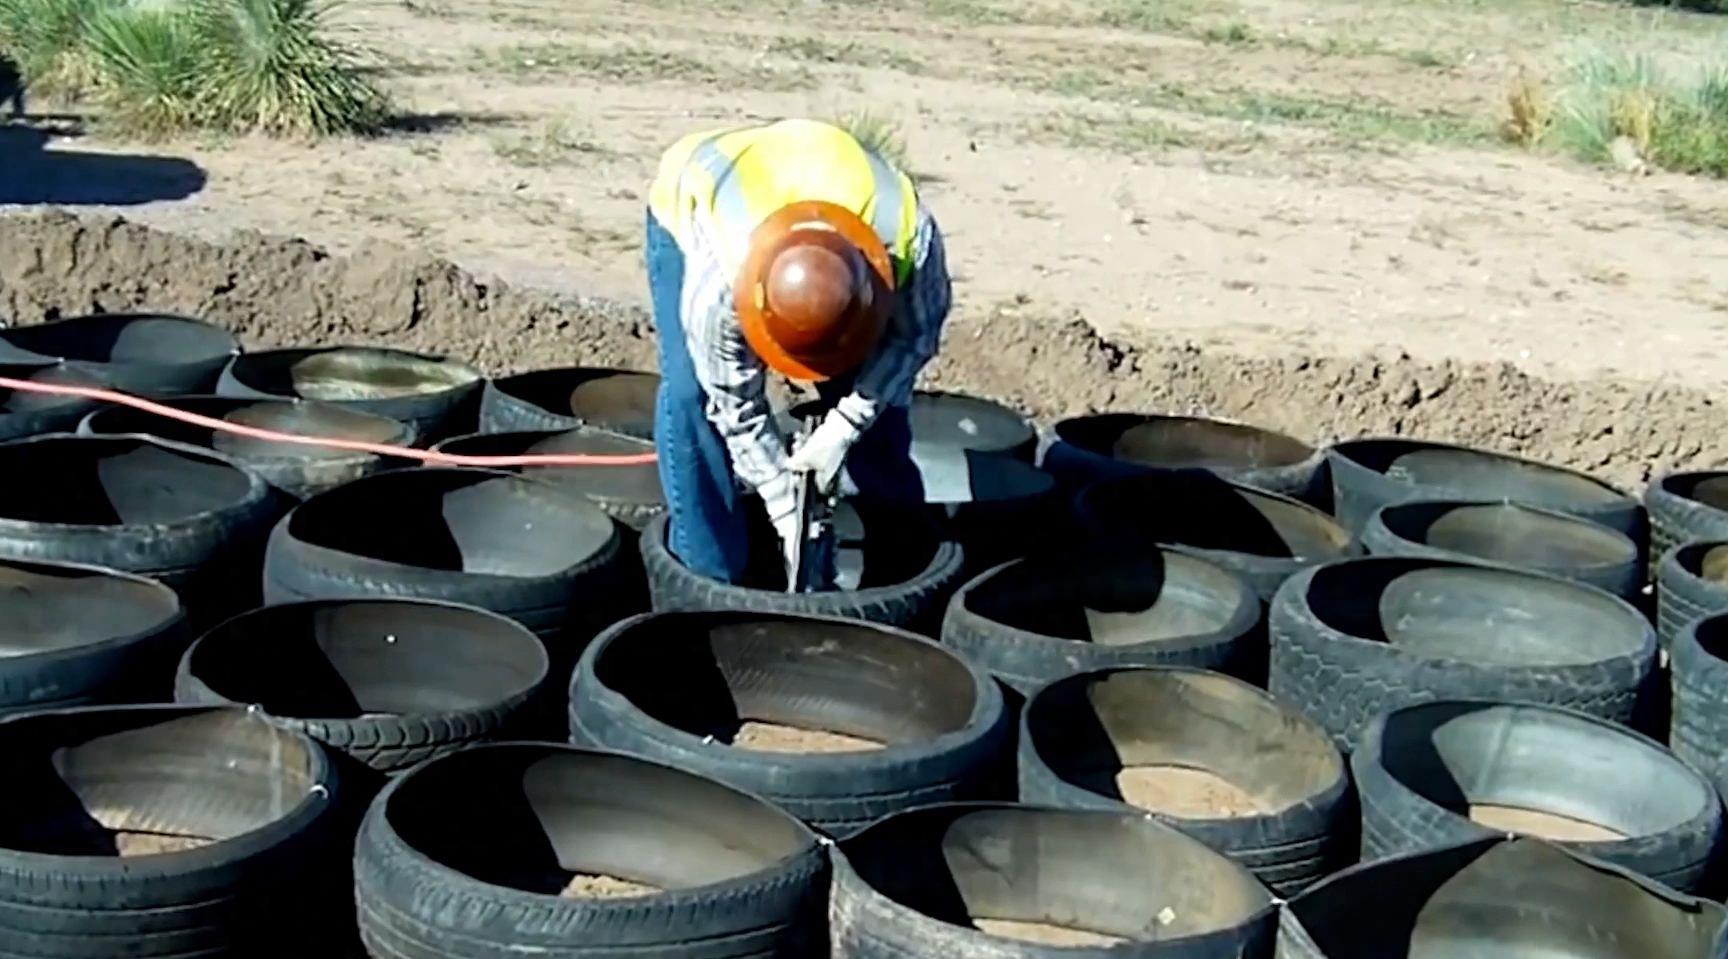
0, 124, 206, 206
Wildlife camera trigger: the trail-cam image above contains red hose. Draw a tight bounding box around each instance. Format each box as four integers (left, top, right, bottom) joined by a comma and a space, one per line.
0, 374, 658, 468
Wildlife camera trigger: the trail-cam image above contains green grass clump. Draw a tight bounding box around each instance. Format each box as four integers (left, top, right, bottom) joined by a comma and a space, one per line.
1530, 50, 1728, 177
833, 107, 911, 170
0, 0, 387, 137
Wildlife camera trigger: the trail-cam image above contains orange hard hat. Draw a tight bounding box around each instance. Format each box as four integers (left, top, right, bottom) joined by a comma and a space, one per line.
734, 200, 895, 382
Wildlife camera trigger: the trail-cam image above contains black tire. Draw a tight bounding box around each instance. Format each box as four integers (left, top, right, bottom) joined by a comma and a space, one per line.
832, 802, 1278, 958
1326, 437, 1644, 542
0, 705, 342, 958
570, 610, 1012, 837
1019, 667, 1352, 896
480, 366, 659, 439
1268, 556, 1657, 751
1042, 412, 1321, 502
1648, 472, 1728, 576
1072, 470, 1355, 602
940, 543, 1261, 693
785, 390, 1037, 462
1279, 836, 1727, 959
1671, 613, 1728, 805
80, 395, 416, 501
0, 313, 238, 395
217, 346, 482, 442
354, 743, 828, 959
433, 428, 664, 531
175, 598, 549, 775
640, 511, 965, 636
0, 363, 111, 441
1355, 700, 1721, 893
0, 559, 187, 714
263, 467, 625, 653
1660, 542, 1728, 651
1361, 499, 1644, 602
0, 434, 284, 626
867, 449, 1064, 574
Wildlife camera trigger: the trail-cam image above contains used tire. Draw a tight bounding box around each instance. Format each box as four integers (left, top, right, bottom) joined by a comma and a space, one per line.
1361, 499, 1643, 602
218, 346, 482, 441
872, 449, 1064, 573
1279, 837, 1728, 959
0, 363, 111, 441
433, 428, 664, 530
940, 543, 1261, 693
570, 610, 1011, 837
0, 705, 342, 957
1019, 667, 1351, 896
0, 559, 186, 714
1671, 613, 1728, 804
1073, 470, 1354, 602
1326, 437, 1643, 542
640, 509, 965, 635
480, 366, 659, 438
832, 802, 1278, 958
1648, 472, 1728, 574
0, 434, 283, 625
1268, 556, 1657, 751
80, 395, 415, 501
0, 312, 238, 395
175, 598, 549, 775
355, 743, 827, 959
1659, 542, 1728, 650
784, 389, 1037, 462
1355, 700, 1721, 893
1044, 412, 1321, 501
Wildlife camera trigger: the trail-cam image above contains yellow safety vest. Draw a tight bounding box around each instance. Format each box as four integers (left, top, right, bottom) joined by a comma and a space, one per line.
648, 118, 919, 286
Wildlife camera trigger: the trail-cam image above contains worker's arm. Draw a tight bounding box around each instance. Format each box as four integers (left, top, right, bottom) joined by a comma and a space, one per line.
831, 208, 953, 433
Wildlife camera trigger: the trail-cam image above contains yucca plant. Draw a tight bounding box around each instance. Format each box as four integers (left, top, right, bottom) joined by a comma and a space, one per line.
185, 0, 387, 136
834, 107, 911, 171
83, 4, 201, 136
0, 0, 105, 100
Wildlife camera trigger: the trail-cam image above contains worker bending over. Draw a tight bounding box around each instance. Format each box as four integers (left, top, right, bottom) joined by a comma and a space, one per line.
645, 117, 952, 587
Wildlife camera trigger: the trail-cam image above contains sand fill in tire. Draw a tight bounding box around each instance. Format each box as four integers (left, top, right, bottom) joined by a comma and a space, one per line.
1659, 541, 1728, 649
1362, 499, 1642, 600
571, 610, 1009, 836
435, 428, 663, 529
82, 395, 414, 500
1280, 838, 1728, 959
1046, 412, 1320, 501
0, 313, 238, 395
832, 803, 1277, 958
1020, 667, 1350, 895
354, 744, 826, 958
219, 346, 482, 440
176, 598, 549, 774
481, 366, 659, 438
1354, 700, 1719, 892
1648, 471, 1728, 573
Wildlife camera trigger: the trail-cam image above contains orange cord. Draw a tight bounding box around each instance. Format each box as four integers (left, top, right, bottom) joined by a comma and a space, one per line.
0, 374, 659, 468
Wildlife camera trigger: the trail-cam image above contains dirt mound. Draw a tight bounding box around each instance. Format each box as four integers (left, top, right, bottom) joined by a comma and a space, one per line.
2, 209, 1720, 488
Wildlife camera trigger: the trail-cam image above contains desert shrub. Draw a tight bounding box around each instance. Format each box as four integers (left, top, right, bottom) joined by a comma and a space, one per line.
185, 0, 387, 136
834, 107, 911, 171
0, 0, 104, 99
1515, 50, 1728, 177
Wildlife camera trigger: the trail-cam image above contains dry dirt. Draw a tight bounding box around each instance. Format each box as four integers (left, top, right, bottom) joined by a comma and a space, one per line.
975, 918, 1128, 947
5, 0, 1728, 486
1468, 803, 1626, 842
728, 720, 884, 753
112, 830, 213, 856
1116, 764, 1267, 818
562, 873, 662, 899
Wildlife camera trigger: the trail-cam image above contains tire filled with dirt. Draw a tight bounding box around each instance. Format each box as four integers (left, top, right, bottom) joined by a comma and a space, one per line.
1043, 413, 1321, 502
81, 396, 416, 501
1269, 556, 1657, 750
831, 802, 1278, 958
570, 610, 1011, 837
1670, 613, 1728, 804
1648, 471, 1728, 575
218, 345, 482, 441
1019, 667, 1351, 896
1361, 499, 1644, 602
354, 744, 828, 959
1278, 837, 1728, 959
0, 434, 283, 626
1354, 700, 1721, 894
433, 427, 664, 530
1659, 542, 1728, 650
640, 506, 965, 635
175, 598, 549, 776
480, 366, 659, 438
1326, 437, 1643, 541
1073, 470, 1355, 601
0, 312, 239, 395
0, 705, 342, 958
941, 543, 1261, 692
0, 558, 186, 714
0, 363, 112, 441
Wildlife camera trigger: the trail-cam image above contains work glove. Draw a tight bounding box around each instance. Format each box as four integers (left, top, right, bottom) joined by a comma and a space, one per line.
787, 411, 863, 497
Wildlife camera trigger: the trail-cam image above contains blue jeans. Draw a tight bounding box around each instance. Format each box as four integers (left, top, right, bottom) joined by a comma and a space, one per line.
646, 210, 921, 584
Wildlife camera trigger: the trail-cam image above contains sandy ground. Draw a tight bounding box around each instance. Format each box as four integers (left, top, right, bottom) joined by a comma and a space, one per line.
7, 0, 1728, 390
1115, 765, 1268, 818
727, 719, 885, 753
1468, 802, 1626, 842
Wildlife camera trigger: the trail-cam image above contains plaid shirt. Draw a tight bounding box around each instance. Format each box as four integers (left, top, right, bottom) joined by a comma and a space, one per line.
678, 205, 952, 502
